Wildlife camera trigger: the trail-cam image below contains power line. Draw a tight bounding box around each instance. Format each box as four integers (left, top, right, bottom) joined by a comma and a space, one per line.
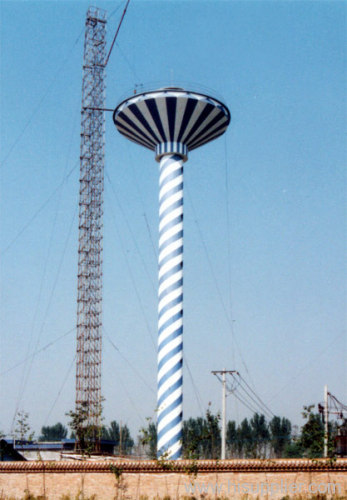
232, 390, 260, 416
213, 370, 274, 426
224, 372, 273, 419
116, 41, 141, 82
1, 161, 78, 256
127, 152, 157, 260
1, 27, 84, 168
44, 354, 76, 426
142, 212, 157, 260
223, 134, 235, 367
186, 183, 255, 387
108, 2, 124, 21
13, 189, 64, 429
329, 393, 347, 413
11, 203, 78, 432
14, 108, 80, 424
104, 186, 156, 349
29, 203, 78, 367
238, 374, 274, 418
108, 358, 147, 427
235, 383, 273, 420
0, 327, 75, 377
184, 354, 204, 416
222, 135, 239, 423
105, 169, 157, 295
104, 328, 155, 395
267, 331, 345, 404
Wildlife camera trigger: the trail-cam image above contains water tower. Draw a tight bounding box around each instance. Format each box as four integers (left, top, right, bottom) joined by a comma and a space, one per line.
113, 87, 230, 459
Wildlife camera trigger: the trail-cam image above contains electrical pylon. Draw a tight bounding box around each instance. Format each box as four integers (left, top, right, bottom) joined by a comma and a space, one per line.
75, 6, 106, 452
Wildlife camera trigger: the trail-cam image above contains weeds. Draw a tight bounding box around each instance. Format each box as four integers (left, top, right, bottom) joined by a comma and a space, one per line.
0, 490, 346, 499
0, 493, 98, 500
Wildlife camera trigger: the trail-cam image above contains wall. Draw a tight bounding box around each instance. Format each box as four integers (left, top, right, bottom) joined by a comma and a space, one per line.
1, 458, 346, 499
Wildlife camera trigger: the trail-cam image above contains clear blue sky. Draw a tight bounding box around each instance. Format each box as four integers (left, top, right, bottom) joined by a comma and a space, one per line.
0, 0, 346, 440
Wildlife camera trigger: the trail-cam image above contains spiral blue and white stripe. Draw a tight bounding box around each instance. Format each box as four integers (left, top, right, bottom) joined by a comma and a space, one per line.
157, 153, 184, 459
113, 88, 230, 460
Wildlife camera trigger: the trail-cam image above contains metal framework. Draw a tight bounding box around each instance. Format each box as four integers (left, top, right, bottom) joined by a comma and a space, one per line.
76, 6, 106, 450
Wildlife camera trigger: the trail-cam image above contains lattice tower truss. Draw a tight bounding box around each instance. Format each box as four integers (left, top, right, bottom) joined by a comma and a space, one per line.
76, 6, 106, 445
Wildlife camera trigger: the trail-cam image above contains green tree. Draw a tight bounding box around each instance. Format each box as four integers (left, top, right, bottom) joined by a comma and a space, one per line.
182, 417, 206, 459
103, 420, 120, 442
226, 420, 237, 457
250, 413, 270, 458
269, 416, 292, 458
139, 419, 157, 459
239, 418, 253, 458
182, 409, 221, 459
66, 397, 105, 453
102, 421, 134, 455
66, 402, 98, 453
234, 424, 244, 457
119, 424, 134, 455
299, 405, 324, 458
283, 440, 303, 457
203, 407, 221, 459
39, 422, 68, 441
14, 411, 34, 441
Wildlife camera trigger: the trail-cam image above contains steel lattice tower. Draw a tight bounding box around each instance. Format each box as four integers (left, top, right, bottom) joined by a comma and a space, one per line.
76, 6, 106, 449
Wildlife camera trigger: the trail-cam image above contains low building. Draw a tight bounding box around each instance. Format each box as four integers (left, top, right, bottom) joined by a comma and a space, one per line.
3, 439, 117, 460
0, 440, 26, 461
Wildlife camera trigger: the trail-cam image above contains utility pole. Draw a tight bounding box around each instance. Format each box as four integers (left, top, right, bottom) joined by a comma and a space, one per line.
222, 370, 226, 459
119, 420, 122, 456
212, 370, 239, 459
324, 384, 329, 457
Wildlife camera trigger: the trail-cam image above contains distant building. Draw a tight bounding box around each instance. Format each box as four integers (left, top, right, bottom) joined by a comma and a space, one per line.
3, 439, 117, 461
0, 440, 26, 461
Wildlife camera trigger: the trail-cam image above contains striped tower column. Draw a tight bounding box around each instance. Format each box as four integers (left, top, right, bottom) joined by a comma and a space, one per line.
113, 87, 231, 461
157, 152, 184, 459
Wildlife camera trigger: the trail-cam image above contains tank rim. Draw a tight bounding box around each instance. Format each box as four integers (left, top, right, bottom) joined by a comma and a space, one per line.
113, 88, 230, 125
